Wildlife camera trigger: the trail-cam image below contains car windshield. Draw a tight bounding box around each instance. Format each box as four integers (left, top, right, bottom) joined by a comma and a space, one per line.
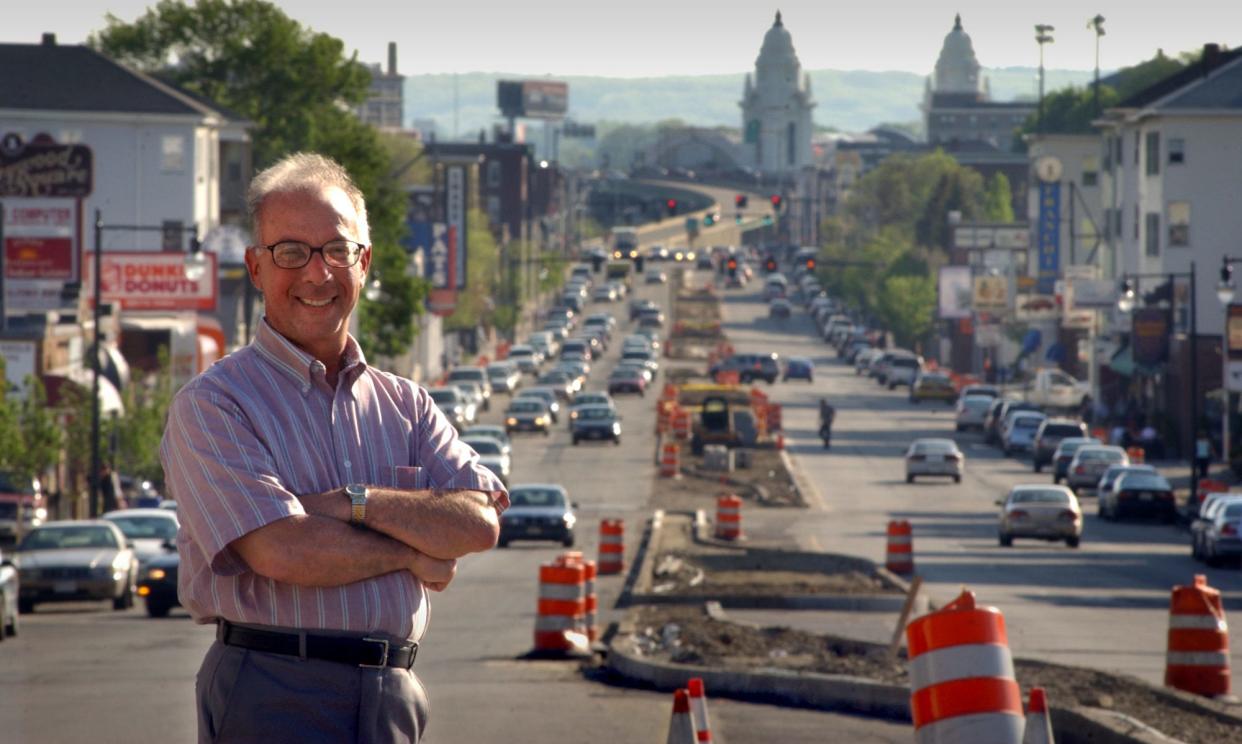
1044, 424, 1085, 438
963, 397, 992, 410
913, 440, 957, 454
574, 395, 609, 406
465, 427, 506, 441
22, 526, 118, 550
486, 366, 511, 377
508, 401, 542, 413
1222, 503, 1242, 520
448, 369, 483, 381
104, 515, 178, 540
509, 489, 566, 508
0, 471, 33, 493
463, 439, 502, 455
892, 358, 919, 368
429, 390, 457, 405
612, 366, 641, 378
1080, 448, 1124, 462
519, 391, 554, 404
578, 407, 614, 421
1116, 473, 1171, 490
1010, 490, 1071, 504
1013, 416, 1044, 429
1058, 439, 1097, 454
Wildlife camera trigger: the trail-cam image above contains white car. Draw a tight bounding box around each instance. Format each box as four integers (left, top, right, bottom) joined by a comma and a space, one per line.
905, 438, 964, 484
955, 395, 993, 432
1066, 445, 1129, 494
996, 485, 1082, 548
461, 436, 511, 487
855, 348, 881, 376
1001, 412, 1047, 455
886, 355, 923, 389
100, 508, 180, 573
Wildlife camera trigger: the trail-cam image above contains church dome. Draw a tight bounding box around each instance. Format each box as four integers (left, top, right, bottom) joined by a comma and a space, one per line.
758, 11, 796, 64
933, 13, 982, 95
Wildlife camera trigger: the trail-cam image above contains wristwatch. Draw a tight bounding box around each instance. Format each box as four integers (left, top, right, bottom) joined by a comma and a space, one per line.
344, 484, 368, 526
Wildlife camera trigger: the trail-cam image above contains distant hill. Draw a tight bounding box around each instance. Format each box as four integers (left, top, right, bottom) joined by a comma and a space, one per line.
404, 68, 1097, 139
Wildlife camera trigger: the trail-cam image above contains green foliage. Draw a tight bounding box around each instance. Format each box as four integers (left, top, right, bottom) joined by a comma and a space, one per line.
445, 209, 500, 331
876, 275, 937, 349
0, 359, 63, 483
90, 0, 425, 359
982, 173, 1015, 223
112, 348, 175, 485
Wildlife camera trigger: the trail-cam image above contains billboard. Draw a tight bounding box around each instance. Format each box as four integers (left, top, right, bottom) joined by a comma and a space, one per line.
972, 275, 1008, 314
0, 134, 93, 198
445, 165, 467, 290
1132, 307, 1170, 367
1036, 182, 1060, 294
1227, 304, 1242, 392
937, 266, 972, 319
1014, 294, 1058, 322
497, 80, 568, 119
2, 199, 79, 312
83, 251, 217, 311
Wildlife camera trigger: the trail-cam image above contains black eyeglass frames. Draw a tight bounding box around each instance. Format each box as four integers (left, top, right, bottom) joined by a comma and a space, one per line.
259, 240, 367, 269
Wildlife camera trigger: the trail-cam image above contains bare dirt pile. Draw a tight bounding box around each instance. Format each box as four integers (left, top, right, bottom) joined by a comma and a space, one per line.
652, 445, 805, 510
648, 552, 893, 598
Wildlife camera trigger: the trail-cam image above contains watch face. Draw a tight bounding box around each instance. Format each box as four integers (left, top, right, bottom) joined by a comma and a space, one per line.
346, 485, 366, 499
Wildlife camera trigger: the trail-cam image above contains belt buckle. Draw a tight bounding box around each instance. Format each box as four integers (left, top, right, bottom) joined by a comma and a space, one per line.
359, 637, 390, 668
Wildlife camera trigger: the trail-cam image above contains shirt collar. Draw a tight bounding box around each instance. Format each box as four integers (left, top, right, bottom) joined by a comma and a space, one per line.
253, 317, 368, 393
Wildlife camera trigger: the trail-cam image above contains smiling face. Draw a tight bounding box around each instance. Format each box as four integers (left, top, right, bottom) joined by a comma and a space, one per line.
246, 186, 371, 367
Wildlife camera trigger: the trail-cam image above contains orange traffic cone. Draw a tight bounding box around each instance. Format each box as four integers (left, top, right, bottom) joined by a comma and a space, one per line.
687, 678, 714, 743
1022, 687, 1054, 744
666, 688, 695, 744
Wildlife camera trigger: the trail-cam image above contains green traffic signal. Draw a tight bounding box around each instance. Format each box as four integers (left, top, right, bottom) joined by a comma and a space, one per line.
762, 215, 774, 226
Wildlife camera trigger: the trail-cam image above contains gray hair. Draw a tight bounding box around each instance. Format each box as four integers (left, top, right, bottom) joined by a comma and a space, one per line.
246, 152, 371, 246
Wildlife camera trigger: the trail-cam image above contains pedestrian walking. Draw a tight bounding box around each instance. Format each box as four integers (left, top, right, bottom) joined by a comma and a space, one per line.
819, 398, 836, 449
1196, 432, 1212, 479
160, 153, 507, 744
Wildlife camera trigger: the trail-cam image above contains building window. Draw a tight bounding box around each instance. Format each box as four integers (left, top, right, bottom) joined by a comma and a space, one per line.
1114, 136, 1123, 170
161, 135, 185, 172
1133, 205, 1140, 240
1081, 156, 1099, 187
1114, 208, 1122, 238
1169, 138, 1185, 164
1134, 131, 1141, 166
1168, 202, 1190, 246
487, 161, 501, 188
1145, 132, 1160, 175
1145, 212, 1160, 256
787, 122, 796, 165
1102, 140, 1111, 171
486, 196, 501, 225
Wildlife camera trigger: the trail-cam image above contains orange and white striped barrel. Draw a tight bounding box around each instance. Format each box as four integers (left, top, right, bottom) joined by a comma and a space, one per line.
715, 495, 742, 540
672, 410, 692, 441
905, 590, 1024, 743
885, 520, 914, 574
660, 441, 681, 478
662, 383, 678, 401
598, 519, 625, 575
533, 560, 587, 653
1166, 574, 1230, 697
555, 552, 597, 643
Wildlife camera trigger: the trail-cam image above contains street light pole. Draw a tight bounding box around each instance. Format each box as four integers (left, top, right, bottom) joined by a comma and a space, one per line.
1035, 24, 1056, 134
1089, 15, 1106, 116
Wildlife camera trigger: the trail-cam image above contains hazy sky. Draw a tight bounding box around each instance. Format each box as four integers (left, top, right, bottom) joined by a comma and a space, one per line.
7, 1, 1238, 77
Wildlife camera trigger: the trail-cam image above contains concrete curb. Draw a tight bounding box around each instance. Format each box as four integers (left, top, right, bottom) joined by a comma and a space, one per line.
780, 448, 823, 510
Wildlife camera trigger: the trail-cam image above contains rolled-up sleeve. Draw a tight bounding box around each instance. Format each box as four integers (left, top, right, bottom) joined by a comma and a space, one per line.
410, 385, 510, 512
160, 382, 305, 574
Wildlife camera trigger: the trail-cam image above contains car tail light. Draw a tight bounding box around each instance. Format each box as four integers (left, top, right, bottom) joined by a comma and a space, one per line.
1222, 523, 1239, 537
1074, 466, 1086, 475
1010, 510, 1029, 520
1159, 492, 1174, 501
1118, 490, 1133, 500
1058, 510, 1078, 522
945, 453, 961, 461
909, 454, 925, 462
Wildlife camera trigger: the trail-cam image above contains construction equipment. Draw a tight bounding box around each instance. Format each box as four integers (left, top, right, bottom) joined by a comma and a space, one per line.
690, 395, 742, 455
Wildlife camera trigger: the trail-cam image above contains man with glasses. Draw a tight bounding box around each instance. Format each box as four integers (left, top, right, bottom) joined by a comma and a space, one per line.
160, 152, 507, 743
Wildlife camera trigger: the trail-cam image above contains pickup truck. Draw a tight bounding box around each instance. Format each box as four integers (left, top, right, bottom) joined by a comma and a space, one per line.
1015, 368, 1090, 410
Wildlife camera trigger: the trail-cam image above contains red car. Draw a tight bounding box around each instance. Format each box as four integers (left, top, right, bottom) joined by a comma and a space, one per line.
607, 365, 647, 396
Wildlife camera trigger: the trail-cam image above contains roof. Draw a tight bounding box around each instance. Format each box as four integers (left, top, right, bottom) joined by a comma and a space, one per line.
0, 38, 228, 118
1116, 46, 1242, 110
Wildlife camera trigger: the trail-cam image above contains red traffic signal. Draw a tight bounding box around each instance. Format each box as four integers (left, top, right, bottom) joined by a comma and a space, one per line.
735, 194, 749, 208
805, 257, 816, 270
764, 258, 777, 272
770, 194, 782, 209
727, 258, 738, 270
666, 198, 678, 215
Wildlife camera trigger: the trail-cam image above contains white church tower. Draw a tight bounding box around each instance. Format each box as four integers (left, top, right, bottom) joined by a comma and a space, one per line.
740, 11, 815, 174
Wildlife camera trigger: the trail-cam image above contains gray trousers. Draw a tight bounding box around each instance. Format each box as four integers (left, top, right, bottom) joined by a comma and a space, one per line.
196, 640, 429, 743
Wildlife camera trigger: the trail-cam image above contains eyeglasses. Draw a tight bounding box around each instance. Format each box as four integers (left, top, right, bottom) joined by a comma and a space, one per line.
259, 240, 367, 270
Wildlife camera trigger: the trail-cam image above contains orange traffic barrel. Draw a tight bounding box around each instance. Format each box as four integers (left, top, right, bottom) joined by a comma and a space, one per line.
660, 441, 681, 478
598, 519, 625, 575
672, 410, 692, 441
661, 383, 677, 401
885, 520, 914, 575
905, 590, 1024, 743
555, 552, 597, 643
1023, 687, 1054, 744
1126, 446, 1145, 464
715, 494, 742, 540
1199, 479, 1229, 495
533, 560, 588, 655
1166, 574, 1231, 697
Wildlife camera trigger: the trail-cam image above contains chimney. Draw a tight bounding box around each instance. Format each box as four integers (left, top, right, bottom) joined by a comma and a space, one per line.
41, 32, 56, 46
1202, 43, 1222, 75
387, 42, 397, 76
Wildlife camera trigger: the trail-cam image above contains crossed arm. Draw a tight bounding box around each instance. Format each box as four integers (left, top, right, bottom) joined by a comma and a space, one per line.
231, 487, 499, 591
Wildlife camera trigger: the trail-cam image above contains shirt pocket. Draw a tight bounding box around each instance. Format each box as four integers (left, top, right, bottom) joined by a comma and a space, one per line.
390, 466, 427, 490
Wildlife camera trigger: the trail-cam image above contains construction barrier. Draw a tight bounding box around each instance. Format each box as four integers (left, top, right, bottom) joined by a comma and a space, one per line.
1165, 574, 1231, 697
666, 689, 694, 744
554, 551, 597, 643
774, 432, 785, 450
656, 400, 677, 435
1022, 687, 1054, 744
598, 519, 625, 576
660, 442, 681, 479
715, 494, 742, 540
715, 370, 740, 385
885, 520, 914, 575
906, 590, 1025, 744
1126, 446, 1146, 464
533, 560, 589, 655
672, 410, 692, 441
687, 678, 714, 743
662, 383, 678, 401
1199, 479, 1229, 496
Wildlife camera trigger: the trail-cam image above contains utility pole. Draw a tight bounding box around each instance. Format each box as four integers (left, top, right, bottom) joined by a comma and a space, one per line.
1089, 15, 1106, 116
1035, 24, 1056, 134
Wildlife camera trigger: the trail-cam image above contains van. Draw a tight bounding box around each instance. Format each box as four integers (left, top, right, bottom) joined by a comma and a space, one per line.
0, 472, 46, 544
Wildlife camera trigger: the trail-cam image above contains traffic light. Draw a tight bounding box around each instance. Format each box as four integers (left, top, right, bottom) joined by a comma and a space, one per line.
764, 257, 777, 273
805, 257, 816, 271
666, 198, 678, 216
735, 214, 743, 224
726, 257, 738, 279
770, 194, 783, 210
735, 194, 748, 208
703, 213, 715, 226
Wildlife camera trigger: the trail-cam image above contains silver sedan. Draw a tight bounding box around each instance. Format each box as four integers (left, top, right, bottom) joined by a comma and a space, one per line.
997, 485, 1082, 548
905, 438, 965, 484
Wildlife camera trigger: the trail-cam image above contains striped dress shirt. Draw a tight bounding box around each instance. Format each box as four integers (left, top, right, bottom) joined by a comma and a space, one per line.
160, 320, 507, 641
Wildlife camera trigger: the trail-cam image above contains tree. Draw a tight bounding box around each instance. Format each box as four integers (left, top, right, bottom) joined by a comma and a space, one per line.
90, 0, 426, 358
876, 274, 937, 349
445, 209, 500, 332
982, 172, 1015, 223
112, 348, 175, 485
14, 377, 63, 482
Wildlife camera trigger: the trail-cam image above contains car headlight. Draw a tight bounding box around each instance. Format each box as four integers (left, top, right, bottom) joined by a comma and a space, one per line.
506, 417, 517, 426
32, 507, 47, 522
112, 554, 130, 571
612, 423, 622, 433
571, 411, 579, 419
563, 514, 576, 526
535, 416, 547, 425
687, 252, 696, 260
148, 568, 167, 580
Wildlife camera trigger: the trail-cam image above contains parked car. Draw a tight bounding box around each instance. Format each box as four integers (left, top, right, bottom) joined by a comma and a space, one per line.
909, 371, 956, 404
498, 485, 576, 548
1200, 499, 1242, 567
855, 348, 881, 376
996, 485, 1082, 548
1002, 412, 1047, 455
886, 356, 923, 390
955, 395, 994, 432
461, 436, 511, 487
504, 398, 552, 435
486, 362, 522, 394
1051, 437, 1101, 484
16, 520, 139, 613
515, 388, 562, 423
428, 386, 475, 430
1098, 471, 1176, 522
905, 438, 964, 484
608, 365, 648, 396
570, 405, 622, 445
708, 353, 780, 384
1066, 445, 1129, 494
1191, 494, 1242, 561
1021, 368, 1091, 411
446, 366, 492, 410
1033, 419, 1090, 473
0, 548, 18, 637
100, 508, 180, 573
0, 471, 46, 545
136, 540, 180, 617
783, 357, 814, 382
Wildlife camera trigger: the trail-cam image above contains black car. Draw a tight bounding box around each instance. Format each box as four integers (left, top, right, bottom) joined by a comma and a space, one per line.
708, 353, 780, 384
137, 540, 180, 617
570, 405, 622, 445
498, 485, 576, 548
504, 399, 552, 435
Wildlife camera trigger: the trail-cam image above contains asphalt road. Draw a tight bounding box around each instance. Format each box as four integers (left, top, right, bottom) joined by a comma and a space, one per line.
716, 275, 1242, 689
0, 270, 911, 743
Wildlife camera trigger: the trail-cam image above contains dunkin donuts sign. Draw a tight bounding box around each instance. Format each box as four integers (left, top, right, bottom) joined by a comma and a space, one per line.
82, 251, 217, 311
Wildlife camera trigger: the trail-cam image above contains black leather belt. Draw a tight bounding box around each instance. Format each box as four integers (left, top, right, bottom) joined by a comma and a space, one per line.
217, 620, 417, 670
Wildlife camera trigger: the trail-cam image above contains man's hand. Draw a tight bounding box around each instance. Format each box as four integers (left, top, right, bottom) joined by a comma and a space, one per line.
411, 550, 457, 592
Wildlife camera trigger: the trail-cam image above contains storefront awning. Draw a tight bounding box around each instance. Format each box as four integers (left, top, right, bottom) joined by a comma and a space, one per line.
42, 368, 124, 415
1106, 345, 1163, 378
